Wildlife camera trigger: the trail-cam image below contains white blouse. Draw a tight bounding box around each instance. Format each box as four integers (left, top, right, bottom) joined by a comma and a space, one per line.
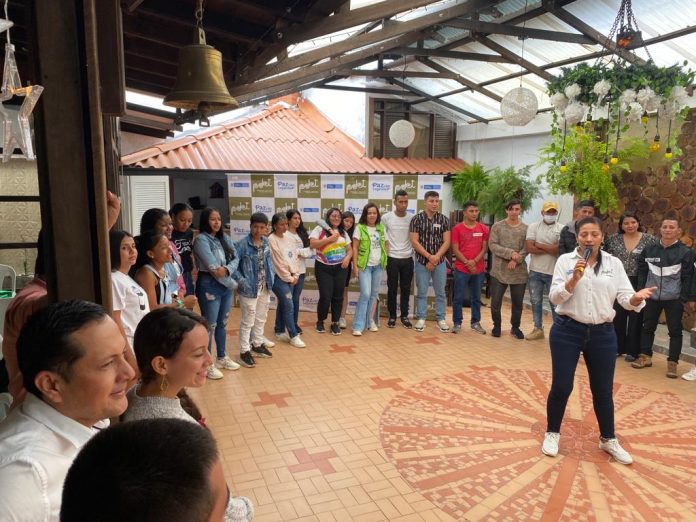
549, 250, 644, 325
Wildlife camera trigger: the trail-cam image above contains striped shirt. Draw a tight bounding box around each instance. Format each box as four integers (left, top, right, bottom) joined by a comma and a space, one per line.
409, 211, 450, 266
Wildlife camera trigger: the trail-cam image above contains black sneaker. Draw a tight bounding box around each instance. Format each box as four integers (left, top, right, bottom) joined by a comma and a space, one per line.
252, 344, 273, 358
492, 326, 501, 338
510, 327, 524, 340
387, 318, 397, 328
330, 322, 341, 335
316, 321, 325, 333
239, 351, 256, 368
400, 317, 413, 329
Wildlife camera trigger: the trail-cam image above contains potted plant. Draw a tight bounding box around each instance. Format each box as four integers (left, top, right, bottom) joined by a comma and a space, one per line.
478, 165, 541, 221
450, 161, 490, 207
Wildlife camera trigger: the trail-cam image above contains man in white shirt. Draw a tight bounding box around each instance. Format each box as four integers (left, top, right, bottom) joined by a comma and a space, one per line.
0, 300, 135, 521
381, 190, 414, 328
525, 201, 564, 340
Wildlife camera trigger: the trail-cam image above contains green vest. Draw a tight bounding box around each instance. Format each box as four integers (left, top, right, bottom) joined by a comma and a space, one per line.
355, 223, 387, 270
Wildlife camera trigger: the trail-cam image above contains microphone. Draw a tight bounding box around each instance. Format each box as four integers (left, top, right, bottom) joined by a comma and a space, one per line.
316, 218, 332, 232
578, 247, 592, 273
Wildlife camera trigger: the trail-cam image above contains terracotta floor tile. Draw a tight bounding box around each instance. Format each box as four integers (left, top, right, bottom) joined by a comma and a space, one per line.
191, 306, 696, 521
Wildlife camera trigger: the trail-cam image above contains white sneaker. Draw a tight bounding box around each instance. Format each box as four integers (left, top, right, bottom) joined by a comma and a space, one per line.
368, 321, 379, 332
437, 320, 450, 332
259, 337, 276, 348
542, 432, 560, 457
352, 330, 362, 336
414, 319, 426, 331
216, 355, 240, 371
275, 333, 291, 342
289, 335, 306, 348
682, 365, 696, 381
599, 438, 633, 465
207, 365, 224, 380
338, 317, 347, 329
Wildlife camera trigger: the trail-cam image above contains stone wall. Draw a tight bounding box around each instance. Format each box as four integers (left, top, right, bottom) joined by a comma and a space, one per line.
613, 108, 696, 328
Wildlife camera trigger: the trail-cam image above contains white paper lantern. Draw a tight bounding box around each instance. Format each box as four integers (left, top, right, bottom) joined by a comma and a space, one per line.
389, 119, 415, 148
500, 87, 538, 126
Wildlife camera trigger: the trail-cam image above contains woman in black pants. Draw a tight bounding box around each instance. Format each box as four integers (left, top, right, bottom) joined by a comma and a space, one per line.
309, 208, 353, 335
543, 217, 655, 465
603, 212, 657, 361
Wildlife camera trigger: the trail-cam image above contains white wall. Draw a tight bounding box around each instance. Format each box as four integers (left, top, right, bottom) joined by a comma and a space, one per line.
304, 87, 367, 146
171, 177, 229, 225
456, 114, 574, 224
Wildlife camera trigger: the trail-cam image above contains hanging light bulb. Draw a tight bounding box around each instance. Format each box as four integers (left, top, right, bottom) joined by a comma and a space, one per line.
664, 147, 673, 160
610, 151, 619, 165
640, 111, 649, 125
559, 159, 568, 172
650, 135, 660, 153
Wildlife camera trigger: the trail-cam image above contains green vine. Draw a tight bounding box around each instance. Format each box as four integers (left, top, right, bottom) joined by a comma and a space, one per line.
451, 162, 490, 207
478, 165, 540, 220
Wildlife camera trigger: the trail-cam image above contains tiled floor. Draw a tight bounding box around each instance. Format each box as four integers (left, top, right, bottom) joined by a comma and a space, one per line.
189, 304, 696, 522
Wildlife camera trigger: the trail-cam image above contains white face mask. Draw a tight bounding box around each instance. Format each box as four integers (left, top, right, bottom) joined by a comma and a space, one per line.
543, 214, 558, 224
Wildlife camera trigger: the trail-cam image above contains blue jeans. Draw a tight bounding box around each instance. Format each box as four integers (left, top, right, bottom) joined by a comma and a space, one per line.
547, 315, 617, 439
275, 274, 304, 334
414, 261, 446, 321
528, 271, 557, 328
196, 272, 233, 358
452, 270, 483, 326
353, 265, 383, 332
272, 278, 299, 338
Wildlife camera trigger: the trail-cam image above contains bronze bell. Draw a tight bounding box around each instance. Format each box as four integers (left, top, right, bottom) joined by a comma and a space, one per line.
164, 29, 238, 113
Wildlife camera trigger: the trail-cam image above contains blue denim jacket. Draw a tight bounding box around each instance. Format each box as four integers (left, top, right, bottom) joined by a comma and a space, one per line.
193, 232, 239, 290
235, 234, 275, 298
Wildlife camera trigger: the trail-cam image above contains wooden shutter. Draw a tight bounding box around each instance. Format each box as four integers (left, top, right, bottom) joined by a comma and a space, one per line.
383, 112, 407, 158
127, 175, 170, 235
432, 115, 455, 158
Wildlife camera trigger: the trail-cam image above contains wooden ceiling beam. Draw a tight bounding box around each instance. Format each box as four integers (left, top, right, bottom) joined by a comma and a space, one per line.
314, 84, 418, 97
235, 75, 343, 107
231, 30, 424, 96
387, 46, 513, 63
544, 2, 647, 65
473, 35, 553, 81
242, 0, 497, 83
342, 69, 461, 80
419, 58, 502, 102
445, 18, 593, 44
390, 78, 488, 123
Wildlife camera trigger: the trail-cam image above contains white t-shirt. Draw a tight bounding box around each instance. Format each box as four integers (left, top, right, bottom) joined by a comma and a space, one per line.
526, 221, 564, 275
381, 211, 413, 259
286, 231, 312, 275
366, 226, 382, 266
111, 270, 149, 345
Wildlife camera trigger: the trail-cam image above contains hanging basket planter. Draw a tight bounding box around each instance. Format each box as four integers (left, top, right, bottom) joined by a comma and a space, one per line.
539, 61, 694, 212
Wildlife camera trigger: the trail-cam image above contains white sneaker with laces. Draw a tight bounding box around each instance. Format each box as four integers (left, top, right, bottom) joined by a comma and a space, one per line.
437, 320, 450, 332
207, 365, 224, 380
542, 432, 560, 457
259, 337, 276, 348
682, 365, 696, 381
216, 355, 240, 371
352, 330, 362, 336
275, 333, 291, 342
599, 438, 633, 465
369, 321, 379, 332
338, 317, 347, 329
289, 335, 306, 348
414, 319, 426, 331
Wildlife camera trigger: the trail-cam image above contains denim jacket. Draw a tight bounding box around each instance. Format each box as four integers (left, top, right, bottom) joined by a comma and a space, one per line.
193, 232, 239, 290
234, 234, 275, 298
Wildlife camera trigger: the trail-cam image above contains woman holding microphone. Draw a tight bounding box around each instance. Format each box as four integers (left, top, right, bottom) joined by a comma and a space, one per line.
543, 217, 655, 464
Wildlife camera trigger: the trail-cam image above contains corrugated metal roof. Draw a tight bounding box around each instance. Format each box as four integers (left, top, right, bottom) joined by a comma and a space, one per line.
121, 97, 465, 175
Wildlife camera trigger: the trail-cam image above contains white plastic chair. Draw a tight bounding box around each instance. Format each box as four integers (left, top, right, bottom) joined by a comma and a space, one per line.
0, 264, 16, 297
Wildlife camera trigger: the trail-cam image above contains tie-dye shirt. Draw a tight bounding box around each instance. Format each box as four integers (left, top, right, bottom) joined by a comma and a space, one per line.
309, 226, 351, 265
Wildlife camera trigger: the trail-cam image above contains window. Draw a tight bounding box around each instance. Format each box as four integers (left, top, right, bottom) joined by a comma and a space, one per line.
370, 99, 455, 159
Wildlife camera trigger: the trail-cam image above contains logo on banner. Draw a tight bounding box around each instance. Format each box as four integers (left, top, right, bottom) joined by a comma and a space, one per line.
231, 182, 250, 188
229, 198, 252, 219
393, 176, 418, 196
302, 295, 319, 307
254, 202, 274, 214
275, 198, 297, 214
346, 203, 363, 214
297, 175, 321, 197
345, 175, 368, 198
232, 226, 248, 235
251, 175, 274, 197
375, 200, 393, 216
420, 183, 442, 191
321, 199, 345, 218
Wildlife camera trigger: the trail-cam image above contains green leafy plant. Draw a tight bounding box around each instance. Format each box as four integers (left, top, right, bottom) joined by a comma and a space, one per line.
451, 161, 490, 207
478, 165, 541, 220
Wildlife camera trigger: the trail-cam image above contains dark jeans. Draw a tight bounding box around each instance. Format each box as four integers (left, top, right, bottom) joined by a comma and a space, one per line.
386, 256, 413, 319
272, 277, 299, 338
547, 316, 617, 439
452, 270, 483, 326
315, 262, 347, 323
275, 274, 304, 335
183, 271, 195, 296
640, 299, 684, 362
489, 276, 526, 329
